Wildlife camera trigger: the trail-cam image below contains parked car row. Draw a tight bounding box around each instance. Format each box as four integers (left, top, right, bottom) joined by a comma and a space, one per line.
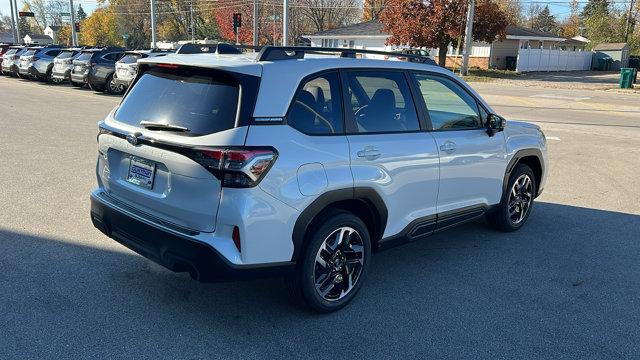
1, 42, 256, 96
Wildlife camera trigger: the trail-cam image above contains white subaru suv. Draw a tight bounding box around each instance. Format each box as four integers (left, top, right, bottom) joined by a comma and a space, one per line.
90, 47, 548, 312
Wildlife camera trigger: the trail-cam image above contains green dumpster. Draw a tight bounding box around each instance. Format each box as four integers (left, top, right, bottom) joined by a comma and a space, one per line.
619, 68, 636, 88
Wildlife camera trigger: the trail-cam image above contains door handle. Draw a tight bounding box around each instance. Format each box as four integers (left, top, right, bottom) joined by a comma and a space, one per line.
357, 146, 381, 160
439, 141, 456, 153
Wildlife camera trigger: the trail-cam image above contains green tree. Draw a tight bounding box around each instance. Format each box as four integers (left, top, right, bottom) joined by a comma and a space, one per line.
77, 4, 87, 20
581, 0, 609, 19
532, 5, 558, 34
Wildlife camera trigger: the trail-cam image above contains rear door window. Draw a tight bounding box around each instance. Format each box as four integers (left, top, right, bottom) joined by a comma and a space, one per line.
114, 68, 240, 136
344, 71, 420, 133
287, 72, 343, 135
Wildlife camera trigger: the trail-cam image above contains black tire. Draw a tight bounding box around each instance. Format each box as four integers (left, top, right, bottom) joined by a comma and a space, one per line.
71, 81, 84, 88
88, 81, 105, 92
487, 163, 537, 232
286, 210, 371, 313
47, 69, 63, 84
105, 73, 125, 95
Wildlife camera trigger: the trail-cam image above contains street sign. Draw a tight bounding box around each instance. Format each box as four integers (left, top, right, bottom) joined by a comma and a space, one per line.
19, 11, 35, 17
60, 12, 70, 16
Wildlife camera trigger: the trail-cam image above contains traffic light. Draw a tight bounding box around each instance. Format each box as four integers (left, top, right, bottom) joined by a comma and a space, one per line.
233, 13, 242, 34
75, 22, 80, 32
18, 11, 35, 17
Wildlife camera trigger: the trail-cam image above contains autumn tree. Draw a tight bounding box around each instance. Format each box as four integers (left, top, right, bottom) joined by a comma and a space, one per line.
56, 24, 73, 45
380, 0, 508, 67
496, 0, 523, 26
79, 7, 121, 46
363, 0, 386, 21
560, 0, 581, 37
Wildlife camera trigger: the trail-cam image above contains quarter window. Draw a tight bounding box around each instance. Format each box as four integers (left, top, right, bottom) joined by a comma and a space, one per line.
413, 74, 482, 130
345, 71, 420, 133
287, 72, 343, 135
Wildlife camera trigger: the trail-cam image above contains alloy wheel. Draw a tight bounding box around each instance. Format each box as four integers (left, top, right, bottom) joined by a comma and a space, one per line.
313, 226, 365, 302
508, 174, 533, 225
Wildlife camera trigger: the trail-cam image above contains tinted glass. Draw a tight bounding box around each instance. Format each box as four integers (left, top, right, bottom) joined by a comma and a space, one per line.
345, 71, 420, 133
413, 74, 481, 130
23, 49, 37, 56
45, 50, 61, 57
119, 54, 141, 63
104, 52, 123, 61
57, 51, 75, 59
287, 72, 343, 135
4, 49, 17, 56
76, 52, 93, 61
115, 69, 239, 136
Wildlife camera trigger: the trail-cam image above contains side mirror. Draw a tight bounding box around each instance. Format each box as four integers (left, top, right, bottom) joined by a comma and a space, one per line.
486, 114, 506, 136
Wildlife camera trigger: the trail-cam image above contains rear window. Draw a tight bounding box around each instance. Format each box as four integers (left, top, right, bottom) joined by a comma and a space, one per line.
114, 69, 240, 136
4, 49, 17, 56
76, 52, 94, 61
119, 54, 141, 63
57, 51, 75, 59
23, 49, 37, 56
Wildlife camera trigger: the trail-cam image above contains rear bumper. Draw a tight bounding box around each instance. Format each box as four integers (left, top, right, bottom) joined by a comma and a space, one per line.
70, 72, 87, 83
90, 191, 295, 282
113, 76, 132, 87
52, 69, 71, 80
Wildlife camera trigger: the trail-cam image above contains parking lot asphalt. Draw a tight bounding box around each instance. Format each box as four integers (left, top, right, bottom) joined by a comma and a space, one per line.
1, 76, 639, 359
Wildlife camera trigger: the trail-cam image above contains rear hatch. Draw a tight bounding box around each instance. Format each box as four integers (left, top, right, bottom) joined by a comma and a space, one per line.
54, 51, 76, 71
115, 53, 143, 81
73, 51, 94, 74
20, 49, 37, 68
98, 64, 260, 233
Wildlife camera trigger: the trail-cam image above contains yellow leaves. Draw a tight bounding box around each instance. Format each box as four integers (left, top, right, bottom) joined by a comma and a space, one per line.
78, 7, 122, 46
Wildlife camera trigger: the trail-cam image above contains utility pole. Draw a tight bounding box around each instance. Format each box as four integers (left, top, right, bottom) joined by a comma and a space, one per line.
624, 0, 635, 42
282, 0, 288, 46
150, 0, 157, 48
253, 0, 258, 46
13, 0, 21, 43
69, 0, 77, 46
9, 0, 17, 43
460, 0, 475, 76
190, 0, 195, 42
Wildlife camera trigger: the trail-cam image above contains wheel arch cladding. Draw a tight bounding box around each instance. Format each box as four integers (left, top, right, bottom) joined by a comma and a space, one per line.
504, 149, 544, 197
291, 187, 388, 261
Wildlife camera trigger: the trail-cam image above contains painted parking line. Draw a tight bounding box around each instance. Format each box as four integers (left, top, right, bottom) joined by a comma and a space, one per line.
530, 94, 591, 101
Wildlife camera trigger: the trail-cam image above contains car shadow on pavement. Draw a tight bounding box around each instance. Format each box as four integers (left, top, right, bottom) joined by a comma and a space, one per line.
1, 202, 639, 358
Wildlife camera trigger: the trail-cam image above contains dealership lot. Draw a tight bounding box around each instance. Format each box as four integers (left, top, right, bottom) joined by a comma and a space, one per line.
1, 76, 639, 358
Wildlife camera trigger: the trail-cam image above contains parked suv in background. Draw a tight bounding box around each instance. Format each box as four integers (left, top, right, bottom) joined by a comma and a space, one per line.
0, 43, 13, 61
70, 47, 124, 93
91, 47, 548, 312
51, 47, 84, 84
18, 45, 63, 81
113, 50, 169, 88
1, 46, 27, 76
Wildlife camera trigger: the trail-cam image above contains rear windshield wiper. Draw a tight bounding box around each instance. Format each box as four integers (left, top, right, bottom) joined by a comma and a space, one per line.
139, 121, 190, 132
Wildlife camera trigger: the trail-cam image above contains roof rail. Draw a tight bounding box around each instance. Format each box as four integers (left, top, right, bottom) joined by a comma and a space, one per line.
255, 46, 436, 65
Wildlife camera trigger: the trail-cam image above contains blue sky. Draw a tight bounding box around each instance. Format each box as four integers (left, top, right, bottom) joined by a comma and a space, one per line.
1, 1, 100, 23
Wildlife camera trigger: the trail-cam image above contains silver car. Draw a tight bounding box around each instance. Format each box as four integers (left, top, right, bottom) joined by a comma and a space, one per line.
113, 50, 169, 88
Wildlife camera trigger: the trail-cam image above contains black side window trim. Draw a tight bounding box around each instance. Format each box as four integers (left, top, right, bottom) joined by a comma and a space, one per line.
410, 71, 490, 132
339, 68, 426, 136
283, 69, 347, 136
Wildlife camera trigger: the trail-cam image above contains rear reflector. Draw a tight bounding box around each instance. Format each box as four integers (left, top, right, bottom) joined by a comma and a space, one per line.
232, 226, 241, 252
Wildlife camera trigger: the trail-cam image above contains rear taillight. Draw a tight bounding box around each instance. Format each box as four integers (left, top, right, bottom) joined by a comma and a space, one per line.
189, 147, 277, 188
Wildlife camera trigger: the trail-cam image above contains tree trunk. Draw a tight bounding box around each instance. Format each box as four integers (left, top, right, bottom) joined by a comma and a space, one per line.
438, 44, 448, 67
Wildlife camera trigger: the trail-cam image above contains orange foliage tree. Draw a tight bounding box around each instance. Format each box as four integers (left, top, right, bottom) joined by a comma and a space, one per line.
380, 0, 508, 66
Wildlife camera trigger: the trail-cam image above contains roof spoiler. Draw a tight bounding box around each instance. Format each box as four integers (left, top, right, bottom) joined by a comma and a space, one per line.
255, 46, 436, 65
